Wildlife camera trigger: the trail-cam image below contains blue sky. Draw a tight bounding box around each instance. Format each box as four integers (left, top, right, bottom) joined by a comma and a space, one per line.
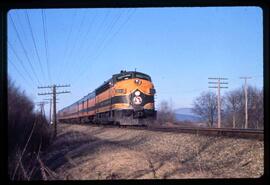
7, 7, 263, 114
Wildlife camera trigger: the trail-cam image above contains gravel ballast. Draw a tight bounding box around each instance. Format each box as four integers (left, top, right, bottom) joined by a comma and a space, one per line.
41, 123, 264, 179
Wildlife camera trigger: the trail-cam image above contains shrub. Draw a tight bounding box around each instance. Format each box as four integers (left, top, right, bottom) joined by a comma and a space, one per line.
8, 78, 53, 180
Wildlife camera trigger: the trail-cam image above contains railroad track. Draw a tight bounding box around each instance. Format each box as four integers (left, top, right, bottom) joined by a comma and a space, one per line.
62, 122, 264, 140
146, 126, 264, 141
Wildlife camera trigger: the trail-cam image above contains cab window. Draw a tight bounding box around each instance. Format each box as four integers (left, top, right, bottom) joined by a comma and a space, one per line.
135, 73, 151, 81
116, 74, 132, 81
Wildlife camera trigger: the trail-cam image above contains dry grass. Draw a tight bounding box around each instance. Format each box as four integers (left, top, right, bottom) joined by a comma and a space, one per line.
38, 123, 264, 180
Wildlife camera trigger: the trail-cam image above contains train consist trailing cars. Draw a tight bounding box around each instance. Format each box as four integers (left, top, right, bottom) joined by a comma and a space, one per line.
58, 70, 156, 126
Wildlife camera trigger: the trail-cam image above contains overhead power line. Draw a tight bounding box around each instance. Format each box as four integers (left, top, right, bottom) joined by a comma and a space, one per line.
25, 10, 46, 83
15, 11, 28, 43
72, 9, 136, 85
66, 10, 87, 61
9, 14, 41, 85
8, 58, 32, 88
8, 42, 36, 85
41, 9, 52, 84
58, 10, 78, 82
63, 9, 111, 83
63, 11, 78, 62
70, 11, 97, 62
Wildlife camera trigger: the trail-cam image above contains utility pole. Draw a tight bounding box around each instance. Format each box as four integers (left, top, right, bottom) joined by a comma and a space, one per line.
43, 98, 59, 124
208, 78, 228, 128
240, 77, 252, 129
38, 84, 70, 138
35, 101, 48, 116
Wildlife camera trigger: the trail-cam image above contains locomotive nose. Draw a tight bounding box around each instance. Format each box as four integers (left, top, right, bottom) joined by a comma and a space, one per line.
131, 90, 144, 107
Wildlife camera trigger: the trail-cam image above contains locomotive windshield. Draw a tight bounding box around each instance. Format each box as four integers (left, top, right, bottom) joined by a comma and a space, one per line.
116, 74, 132, 81
135, 73, 151, 81
115, 71, 152, 82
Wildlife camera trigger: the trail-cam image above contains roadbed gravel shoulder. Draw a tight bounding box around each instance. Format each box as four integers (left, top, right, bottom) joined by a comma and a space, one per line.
41, 123, 264, 179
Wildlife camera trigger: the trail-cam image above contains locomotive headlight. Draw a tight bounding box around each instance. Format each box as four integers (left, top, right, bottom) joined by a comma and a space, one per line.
134, 79, 141, 84
135, 91, 140, 96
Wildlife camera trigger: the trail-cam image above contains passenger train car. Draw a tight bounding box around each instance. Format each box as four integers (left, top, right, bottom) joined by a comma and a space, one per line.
58, 70, 156, 126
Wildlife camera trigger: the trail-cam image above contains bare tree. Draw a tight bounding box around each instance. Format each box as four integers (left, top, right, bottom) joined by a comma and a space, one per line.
192, 91, 217, 127
188, 85, 263, 129
157, 100, 175, 124
8, 77, 53, 180
223, 86, 263, 129
246, 86, 263, 129
224, 89, 243, 128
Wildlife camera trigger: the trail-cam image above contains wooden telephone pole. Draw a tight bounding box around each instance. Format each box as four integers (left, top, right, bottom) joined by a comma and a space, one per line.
208, 78, 228, 128
38, 84, 70, 138
43, 98, 59, 124
35, 101, 48, 116
240, 77, 252, 129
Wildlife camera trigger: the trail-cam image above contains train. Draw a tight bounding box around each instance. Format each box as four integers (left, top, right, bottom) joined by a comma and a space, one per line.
58, 70, 156, 126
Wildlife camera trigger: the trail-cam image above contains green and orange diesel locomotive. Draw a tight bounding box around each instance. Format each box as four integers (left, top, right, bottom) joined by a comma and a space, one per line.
58, 70, 156, 126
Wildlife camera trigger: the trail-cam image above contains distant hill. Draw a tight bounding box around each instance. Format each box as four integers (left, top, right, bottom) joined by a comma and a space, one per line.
174, 113, 202, 122
174, 108, 202, 122
174, 108, 196, 115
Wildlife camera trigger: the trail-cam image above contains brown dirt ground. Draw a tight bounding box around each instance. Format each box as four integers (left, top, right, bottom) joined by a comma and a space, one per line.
40, 123, 264, 179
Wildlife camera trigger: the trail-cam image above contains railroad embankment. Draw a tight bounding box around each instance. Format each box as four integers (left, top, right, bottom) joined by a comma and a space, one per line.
39, 123, 264, 179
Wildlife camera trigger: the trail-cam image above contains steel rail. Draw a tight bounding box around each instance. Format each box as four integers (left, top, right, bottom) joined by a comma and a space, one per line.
60, 122, 263, 140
